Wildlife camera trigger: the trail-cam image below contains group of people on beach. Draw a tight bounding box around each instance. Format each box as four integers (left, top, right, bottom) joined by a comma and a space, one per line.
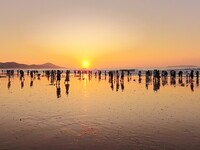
1, 68, 199, 94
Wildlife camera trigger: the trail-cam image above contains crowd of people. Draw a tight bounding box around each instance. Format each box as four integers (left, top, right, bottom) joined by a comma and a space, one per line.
1, 69, 199, 96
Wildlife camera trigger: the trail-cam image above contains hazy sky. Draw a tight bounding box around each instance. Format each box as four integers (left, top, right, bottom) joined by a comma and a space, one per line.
0, 0, 200, 68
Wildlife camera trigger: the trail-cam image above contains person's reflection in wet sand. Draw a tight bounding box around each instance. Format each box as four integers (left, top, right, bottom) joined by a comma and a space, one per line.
116, 78, 120, 92
179, 77, 185, 87
30, 79, 34, 87
98, 75, 101, 81
50, 75, 55, 85
104, 71, 107, 80
186, 77, 189, 86
162, 77, 168, 87
178, 77, 183, 84
190, 81, 194, 92
21, 80, 24, 89
138, 77, 142, 84
8, 79, 11, 90
56, 84, 61, 98
170, 77, 176, 86
145, 71, 152, 90
121, 80, 125, 91
65, 83, 70, 96
111, 81, 114, 91
145, 78, 150, 90
153, 79, 160, 92
196, 71, 199, 86
196, 79, 199, 86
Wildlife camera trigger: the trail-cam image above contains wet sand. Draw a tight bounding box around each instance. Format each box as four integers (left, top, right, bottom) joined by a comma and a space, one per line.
0, 74, 200, 150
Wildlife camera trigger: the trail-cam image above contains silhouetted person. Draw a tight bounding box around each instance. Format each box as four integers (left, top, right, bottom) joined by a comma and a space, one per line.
127, 70, 130, 76
30, 71, 34, 79
20, 70, 25, 81
162, 71, 168, 77
121, 71, 124, 81
138, 71, 142, 78
56, 70, 61, 85
65, 70, 70, 84
178, 71, 183, 78
190, 70, 194, 80
170, 70, 176, 78
98, 71, 101, 79
116, 70, 119, 80
153, 70, 160, 82
196, 71, 199, 80
27, 70, 30, 76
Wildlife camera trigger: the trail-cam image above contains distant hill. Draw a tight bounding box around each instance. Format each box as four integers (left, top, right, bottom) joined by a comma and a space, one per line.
0, 62, 65, 69
167, 65, 198, 68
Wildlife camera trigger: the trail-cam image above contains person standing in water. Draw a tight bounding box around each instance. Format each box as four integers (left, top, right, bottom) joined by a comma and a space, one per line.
65, 70, 70, 84
56, 70, 61, 85
196, 71, 199, 80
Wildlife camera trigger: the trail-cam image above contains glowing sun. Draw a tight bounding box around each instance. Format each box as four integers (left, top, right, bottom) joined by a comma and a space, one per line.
82, 60, 90, 69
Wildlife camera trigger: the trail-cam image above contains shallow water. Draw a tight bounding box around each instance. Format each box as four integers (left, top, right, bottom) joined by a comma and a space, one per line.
0, 74, 200, 150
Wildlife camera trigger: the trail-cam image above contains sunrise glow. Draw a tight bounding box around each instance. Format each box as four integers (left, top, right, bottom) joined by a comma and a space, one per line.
82, 60, 90, 69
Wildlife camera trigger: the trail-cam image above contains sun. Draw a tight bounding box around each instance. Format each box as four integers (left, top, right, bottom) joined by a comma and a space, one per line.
82, 60, 90, 69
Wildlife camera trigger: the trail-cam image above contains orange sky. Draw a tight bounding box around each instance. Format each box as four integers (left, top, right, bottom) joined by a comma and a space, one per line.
0, 0, 200, 69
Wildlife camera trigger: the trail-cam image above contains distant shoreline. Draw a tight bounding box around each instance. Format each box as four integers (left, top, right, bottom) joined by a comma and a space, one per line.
0, 62, 199, 70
